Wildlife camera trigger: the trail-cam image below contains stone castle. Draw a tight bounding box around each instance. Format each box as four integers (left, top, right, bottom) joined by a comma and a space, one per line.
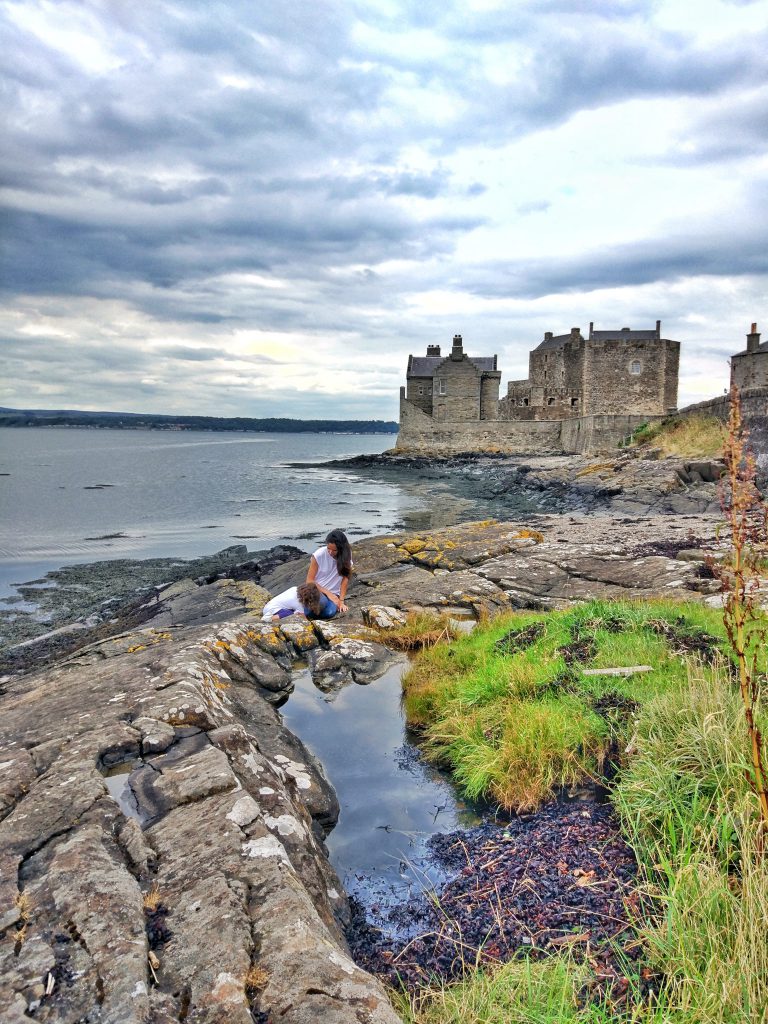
397, 322, 680, 455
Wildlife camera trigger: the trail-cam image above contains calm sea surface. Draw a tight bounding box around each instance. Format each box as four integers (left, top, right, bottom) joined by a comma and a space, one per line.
0, 427, 412, 599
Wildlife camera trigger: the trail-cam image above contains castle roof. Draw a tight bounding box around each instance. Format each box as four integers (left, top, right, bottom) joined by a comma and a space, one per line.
590, 329, 659, 342
534, 333, 577, 352
535, 327, 665, 353
408, 355, 497, 376
733, 340, 768, 356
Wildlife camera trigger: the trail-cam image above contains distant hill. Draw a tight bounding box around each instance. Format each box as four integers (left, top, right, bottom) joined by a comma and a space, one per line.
0, 408, 398, 434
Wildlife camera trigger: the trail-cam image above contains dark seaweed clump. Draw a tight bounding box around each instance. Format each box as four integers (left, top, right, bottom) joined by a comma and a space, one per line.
495, 622, 546, 655
347, 800, 656, 1005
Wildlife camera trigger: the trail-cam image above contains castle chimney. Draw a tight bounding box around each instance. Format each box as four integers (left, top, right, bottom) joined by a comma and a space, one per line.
656, 319, 661, 337
426, 344, 441, 357
570, 327, 580, 339
621, 327, 630, 332
544, 331, 553, 341
451, 333, 463, 361
747, 322, 760, 354
589, 321, 594, 337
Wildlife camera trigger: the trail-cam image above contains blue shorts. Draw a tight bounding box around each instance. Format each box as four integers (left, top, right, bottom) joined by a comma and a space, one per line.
307, 593, 338, 619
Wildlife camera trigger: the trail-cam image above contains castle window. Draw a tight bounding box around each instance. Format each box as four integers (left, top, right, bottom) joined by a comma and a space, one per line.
547, 397, 556, 406
629, 360, 642, 375
438, 378, 447, 396
417, 385, 423, 395
571, 398, 578, 407
522, 397, 529, 406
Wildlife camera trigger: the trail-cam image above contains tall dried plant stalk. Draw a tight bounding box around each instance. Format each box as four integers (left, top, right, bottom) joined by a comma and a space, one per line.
716, 385, 768, 835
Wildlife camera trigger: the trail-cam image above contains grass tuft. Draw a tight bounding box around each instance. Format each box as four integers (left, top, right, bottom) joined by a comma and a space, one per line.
244, 964, 269, 994
629, 416, 725, 458
379, 611, 460, 651
143, 882, 163, 912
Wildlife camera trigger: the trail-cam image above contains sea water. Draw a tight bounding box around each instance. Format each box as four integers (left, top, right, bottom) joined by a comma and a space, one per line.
0, 426, 410, 599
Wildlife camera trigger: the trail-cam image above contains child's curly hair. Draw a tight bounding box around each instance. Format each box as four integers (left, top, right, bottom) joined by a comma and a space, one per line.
297, 582, 322, 616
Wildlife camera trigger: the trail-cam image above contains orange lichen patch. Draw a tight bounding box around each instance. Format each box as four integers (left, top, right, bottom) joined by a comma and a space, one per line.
126, 632, 172, 655
413, 549, 444, 565
514, 528, 544, 543
575, 461, 616, 477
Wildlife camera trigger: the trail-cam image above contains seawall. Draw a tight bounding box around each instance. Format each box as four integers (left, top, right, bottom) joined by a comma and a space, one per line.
395, 395, 659, 455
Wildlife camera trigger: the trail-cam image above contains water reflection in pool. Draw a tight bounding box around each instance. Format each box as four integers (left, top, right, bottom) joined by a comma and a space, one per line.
279, 661, 483, 920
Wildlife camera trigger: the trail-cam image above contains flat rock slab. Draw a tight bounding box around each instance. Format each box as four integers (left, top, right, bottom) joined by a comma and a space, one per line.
343, 514, 726, 618
0, 617, 400, 1024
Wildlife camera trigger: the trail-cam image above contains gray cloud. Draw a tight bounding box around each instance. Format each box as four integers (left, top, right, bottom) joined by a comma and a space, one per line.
1, 0, 766, 417
657, 88, 768, 164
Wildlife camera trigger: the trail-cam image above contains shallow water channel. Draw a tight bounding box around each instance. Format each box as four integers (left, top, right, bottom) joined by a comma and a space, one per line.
279, 661, 484, 932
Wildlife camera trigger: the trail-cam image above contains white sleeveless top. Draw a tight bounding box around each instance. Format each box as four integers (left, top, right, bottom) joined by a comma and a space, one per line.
312, 546, 349, 595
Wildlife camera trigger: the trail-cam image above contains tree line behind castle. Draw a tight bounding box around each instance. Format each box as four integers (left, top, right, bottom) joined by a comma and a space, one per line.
397, 322, 767, 455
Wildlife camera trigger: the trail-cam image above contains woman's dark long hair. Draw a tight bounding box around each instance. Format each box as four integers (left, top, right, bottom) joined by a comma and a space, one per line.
325, 529, 352, 578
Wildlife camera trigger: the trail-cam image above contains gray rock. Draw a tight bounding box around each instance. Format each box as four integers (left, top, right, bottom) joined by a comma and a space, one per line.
675, 548, 709, 562
132, 715, 176, 755
362, 605, 408, 629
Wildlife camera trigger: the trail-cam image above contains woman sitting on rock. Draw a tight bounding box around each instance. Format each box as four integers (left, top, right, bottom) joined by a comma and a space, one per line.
261, 582, 323, 622
305, 528, 352, 618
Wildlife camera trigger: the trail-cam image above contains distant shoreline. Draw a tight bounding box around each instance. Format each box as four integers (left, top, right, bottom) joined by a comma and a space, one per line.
0, 408, 398, 434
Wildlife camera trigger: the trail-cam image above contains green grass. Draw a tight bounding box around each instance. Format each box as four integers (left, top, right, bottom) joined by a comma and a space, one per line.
614, 665, 768, 1022
626, 416, 725, 458
402, 599, 730, 812
393, 606, 768, 1024
391, 956, 600, 1024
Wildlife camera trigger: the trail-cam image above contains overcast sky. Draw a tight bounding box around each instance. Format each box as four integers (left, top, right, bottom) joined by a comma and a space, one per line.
2, 0, 766, 420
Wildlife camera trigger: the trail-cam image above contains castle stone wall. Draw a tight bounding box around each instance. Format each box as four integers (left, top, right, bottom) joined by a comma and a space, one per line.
480, 373, 501, 420
677, 387, 768, 423
396, 396, 563, 454
582, 339, 678, 416
396, 397, 663, 455
559, 413, 662, 453
732, 352, 768, 391
405, 376, 433, 414
432, 356, 483, 422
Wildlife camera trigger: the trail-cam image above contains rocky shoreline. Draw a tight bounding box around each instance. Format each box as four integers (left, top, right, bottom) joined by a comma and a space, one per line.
0, 452, 740, 1022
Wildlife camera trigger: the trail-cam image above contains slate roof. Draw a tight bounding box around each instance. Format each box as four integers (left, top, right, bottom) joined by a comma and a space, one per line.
534, 333, 578, 352
733, 341, 768, 356
590, 329, 660, 342
408, 355, 497, 376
